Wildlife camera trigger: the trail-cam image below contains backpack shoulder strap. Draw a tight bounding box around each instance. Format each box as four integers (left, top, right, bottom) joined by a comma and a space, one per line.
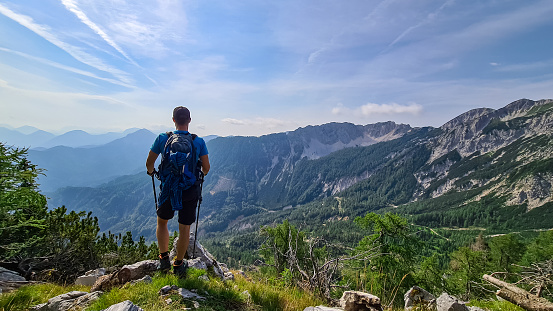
162, 132, 174, 155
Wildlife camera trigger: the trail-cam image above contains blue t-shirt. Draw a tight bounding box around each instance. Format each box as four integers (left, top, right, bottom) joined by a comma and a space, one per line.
150, 131, 208, 163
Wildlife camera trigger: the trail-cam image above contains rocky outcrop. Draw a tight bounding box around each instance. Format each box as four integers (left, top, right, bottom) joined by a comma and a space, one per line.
169, 234, 234, 280
506, 173, 553, 210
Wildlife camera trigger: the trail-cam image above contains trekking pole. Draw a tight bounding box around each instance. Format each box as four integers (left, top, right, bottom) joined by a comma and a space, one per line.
150, 170, 158, 210
192, 171, 204, 259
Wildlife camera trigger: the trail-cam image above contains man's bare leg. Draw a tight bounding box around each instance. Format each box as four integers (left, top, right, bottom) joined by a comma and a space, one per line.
176, 223, 191, 261
157, 217, 170, 253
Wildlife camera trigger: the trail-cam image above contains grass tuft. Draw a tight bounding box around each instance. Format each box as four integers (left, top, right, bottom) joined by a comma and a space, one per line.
469, 299, 526, 311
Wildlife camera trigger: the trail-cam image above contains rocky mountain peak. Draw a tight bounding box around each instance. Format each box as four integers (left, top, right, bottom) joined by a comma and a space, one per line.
429, 98, 553, 162
440, 107, 495, 131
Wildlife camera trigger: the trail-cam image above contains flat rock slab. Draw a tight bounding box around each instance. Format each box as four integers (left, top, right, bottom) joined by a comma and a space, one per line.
102, 300, 143, 311
32, 290, 102, 311
178, 288, 206, 300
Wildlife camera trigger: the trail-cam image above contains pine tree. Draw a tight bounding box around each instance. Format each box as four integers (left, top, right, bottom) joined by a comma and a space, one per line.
0, 143, 47, 259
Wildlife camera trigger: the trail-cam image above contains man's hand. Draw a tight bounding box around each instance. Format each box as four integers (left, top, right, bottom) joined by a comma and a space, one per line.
147, 170, 155, 176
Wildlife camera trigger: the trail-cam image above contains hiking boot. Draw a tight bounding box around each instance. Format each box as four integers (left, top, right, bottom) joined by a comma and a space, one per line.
173, 260, 188, 278
159, 254, 171, 272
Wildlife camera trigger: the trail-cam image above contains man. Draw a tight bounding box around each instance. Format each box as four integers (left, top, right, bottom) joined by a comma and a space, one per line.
146, 106, 210, 276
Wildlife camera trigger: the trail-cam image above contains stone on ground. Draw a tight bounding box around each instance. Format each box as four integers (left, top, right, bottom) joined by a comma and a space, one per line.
404, 286, 436, 310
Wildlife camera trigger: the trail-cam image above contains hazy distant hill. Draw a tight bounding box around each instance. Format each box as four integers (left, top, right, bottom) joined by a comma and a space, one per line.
0, 127, 141, 149
15, 125, 42, 135
29, 129, 157, 192
39, 129, 139, 148
0, 127, 56, 147
46, 99, 553, 243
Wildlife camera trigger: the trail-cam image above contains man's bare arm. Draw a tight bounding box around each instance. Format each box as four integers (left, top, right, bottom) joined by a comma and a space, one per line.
146, 150, 159, 175
200, 154, 210, 176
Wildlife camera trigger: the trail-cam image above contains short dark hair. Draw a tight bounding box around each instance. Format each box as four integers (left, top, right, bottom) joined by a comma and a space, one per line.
173, 106, 191, 125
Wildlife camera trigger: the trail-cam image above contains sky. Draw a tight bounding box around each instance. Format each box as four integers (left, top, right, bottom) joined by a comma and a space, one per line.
1, 0, 552, 137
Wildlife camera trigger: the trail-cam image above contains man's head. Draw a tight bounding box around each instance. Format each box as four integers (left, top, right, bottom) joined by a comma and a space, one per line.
173, 106, 191, 126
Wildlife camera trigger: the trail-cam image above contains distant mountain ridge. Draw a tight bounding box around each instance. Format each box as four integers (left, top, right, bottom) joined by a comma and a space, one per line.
205, 121, 412, 209
46, 99, 553, 242
0, 127, 141, 149
28, 129, 157, 192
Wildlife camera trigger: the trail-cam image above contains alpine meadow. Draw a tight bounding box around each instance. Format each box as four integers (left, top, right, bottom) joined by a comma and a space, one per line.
2, 98, 552, 310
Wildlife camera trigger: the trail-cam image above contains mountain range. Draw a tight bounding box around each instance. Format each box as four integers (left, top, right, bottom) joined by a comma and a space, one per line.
45, 99, 553, 244
0, 126, 142, 149
0, 127, 218, 192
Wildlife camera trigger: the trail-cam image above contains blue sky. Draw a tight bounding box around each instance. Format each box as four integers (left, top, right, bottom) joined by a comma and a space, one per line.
1, 0, 552, 136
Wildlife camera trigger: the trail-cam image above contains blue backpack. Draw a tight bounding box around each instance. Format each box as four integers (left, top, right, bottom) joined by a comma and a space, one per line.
157, 132, 199, 210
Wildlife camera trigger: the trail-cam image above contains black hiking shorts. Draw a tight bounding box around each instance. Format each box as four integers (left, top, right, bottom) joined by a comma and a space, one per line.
157, 185, 199, 225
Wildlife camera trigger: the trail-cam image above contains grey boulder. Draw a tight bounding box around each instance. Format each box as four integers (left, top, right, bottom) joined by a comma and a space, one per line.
436, 293, 469, 311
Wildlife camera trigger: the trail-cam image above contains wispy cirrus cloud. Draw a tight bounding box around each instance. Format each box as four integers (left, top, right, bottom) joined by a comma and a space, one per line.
386, 0, 455, 50
0, 3, 133, 85
60, 0, 139, 67
79, 0, 188, 59
0, 47, 134, 88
